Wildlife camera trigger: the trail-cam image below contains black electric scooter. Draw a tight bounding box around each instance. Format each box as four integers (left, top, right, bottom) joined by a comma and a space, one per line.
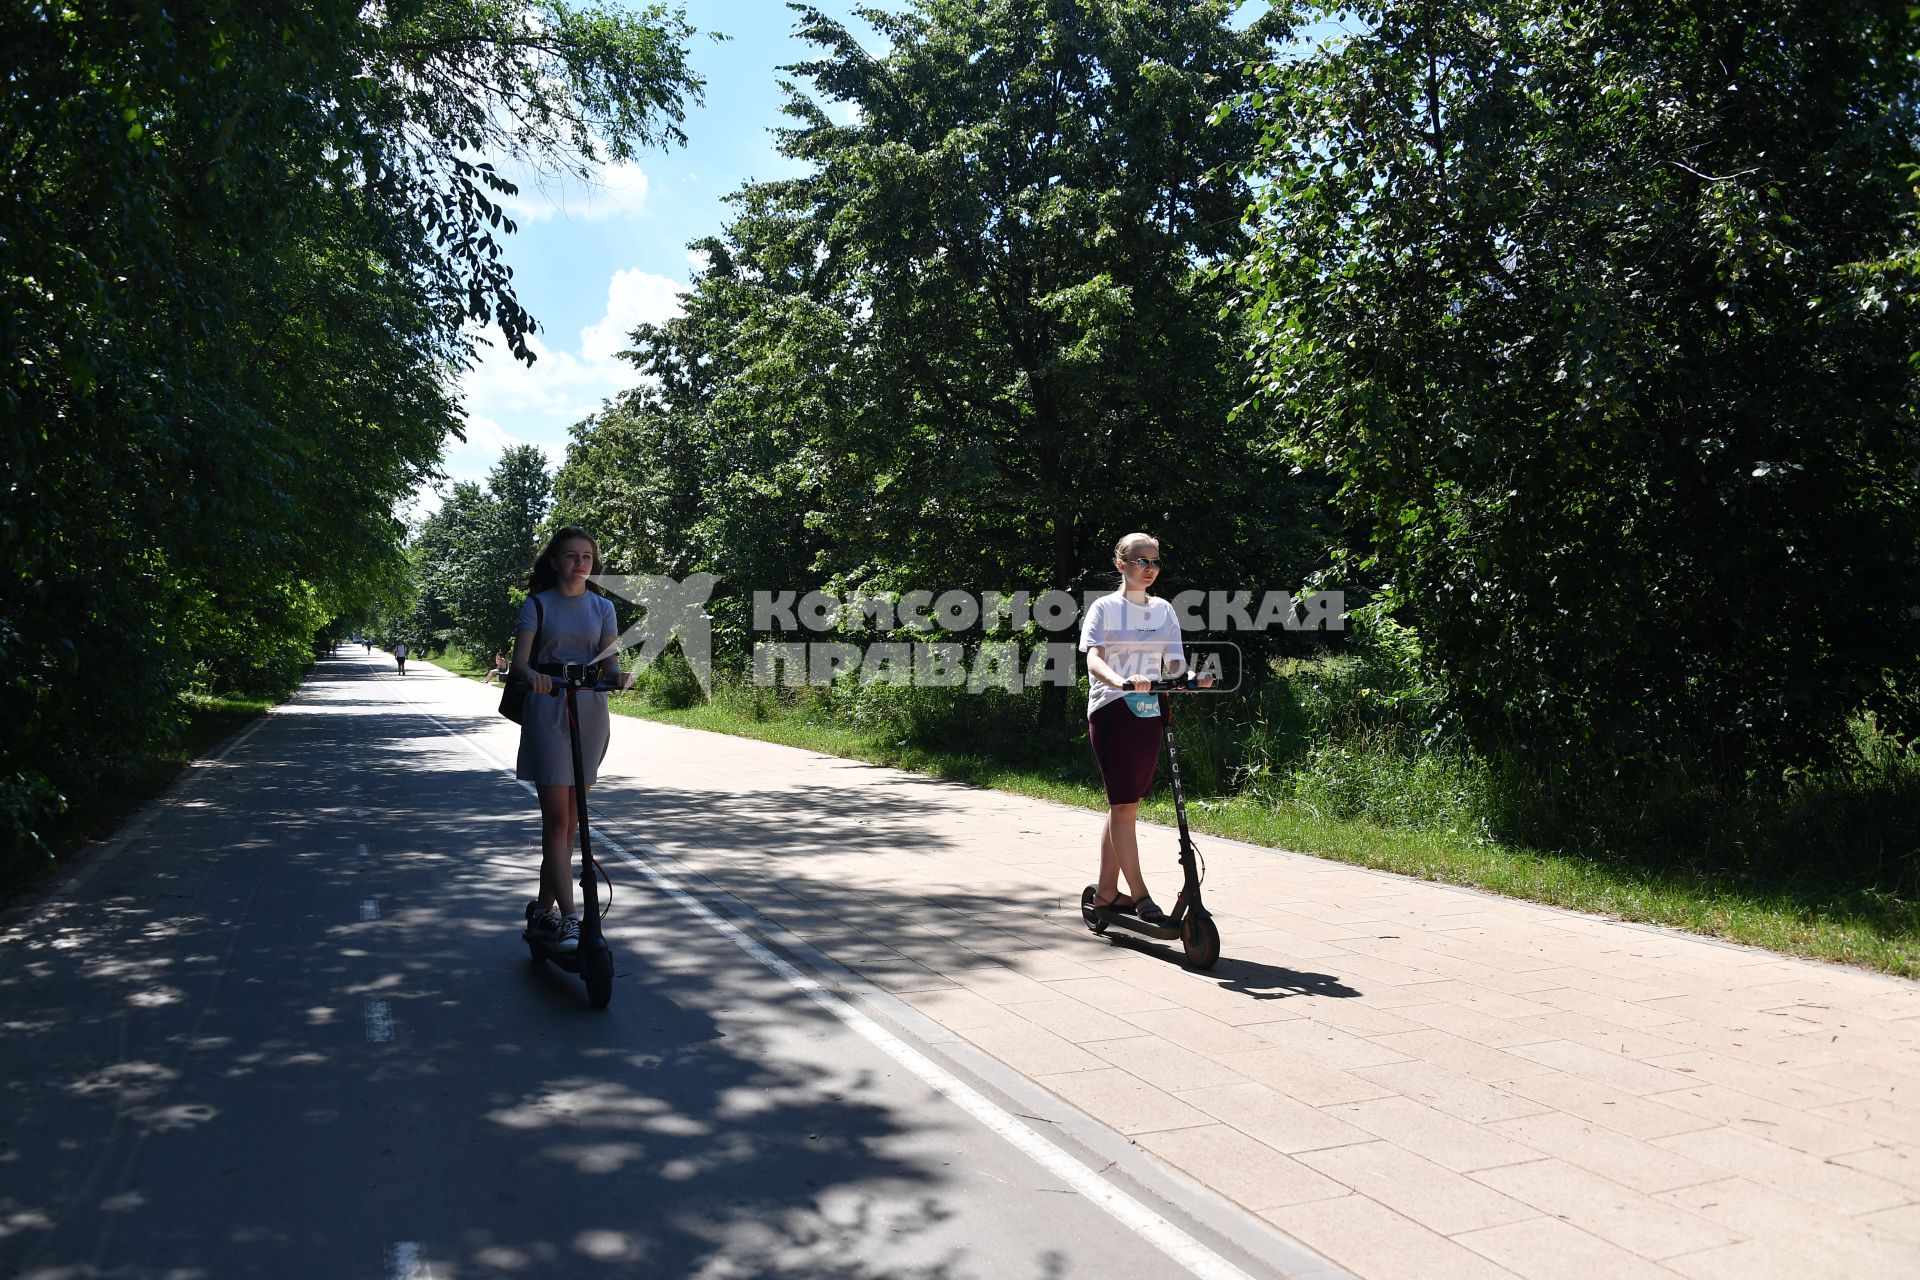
1080, 672, 1221, 971
522, 664, 617, 1009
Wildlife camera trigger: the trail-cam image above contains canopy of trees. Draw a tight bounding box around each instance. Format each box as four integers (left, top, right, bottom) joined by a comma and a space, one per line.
14, 0, 1920, 868
1230, 0, 1920, 773
402, 445, 554, 658
553, 0, 1334, 705
2, 0, 700, 861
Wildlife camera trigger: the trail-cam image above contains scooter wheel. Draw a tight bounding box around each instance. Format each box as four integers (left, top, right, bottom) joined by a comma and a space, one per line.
1181, 913, 1220, 971
583, 945, 614, 1009
1079, 886, 1108, 935
527, 939, 545, 965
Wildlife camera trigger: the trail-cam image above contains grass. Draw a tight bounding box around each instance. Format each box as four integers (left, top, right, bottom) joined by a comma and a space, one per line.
430, 644, 499, 682
618, 687, 1920, 974
445, 658, 1920, 979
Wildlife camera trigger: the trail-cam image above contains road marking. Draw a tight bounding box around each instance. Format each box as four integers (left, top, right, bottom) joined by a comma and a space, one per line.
364, 1000, 393, 1043
407, 696, 1259, 1280
387, 1241, 431, 1279
359, 898, 380, 921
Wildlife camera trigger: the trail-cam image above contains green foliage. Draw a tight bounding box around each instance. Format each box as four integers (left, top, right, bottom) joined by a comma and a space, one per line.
409, 446, 553, 656
1230, 1, 1920, 776
0, 0, 701, 865
555, 0, 1338, 702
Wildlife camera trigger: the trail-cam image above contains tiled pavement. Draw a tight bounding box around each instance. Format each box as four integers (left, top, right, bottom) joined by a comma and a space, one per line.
431, 666, 1920, 1279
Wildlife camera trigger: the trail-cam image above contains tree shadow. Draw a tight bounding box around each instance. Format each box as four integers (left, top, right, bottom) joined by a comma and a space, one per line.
0, 666, 1121, 1280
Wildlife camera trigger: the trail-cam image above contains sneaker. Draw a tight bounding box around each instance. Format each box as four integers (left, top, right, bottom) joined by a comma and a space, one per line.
524, 901, 559, 937
553, 915, 581, 953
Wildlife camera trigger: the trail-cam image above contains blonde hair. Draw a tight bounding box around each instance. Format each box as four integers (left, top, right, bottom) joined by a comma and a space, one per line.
1113, 531, 1159, 586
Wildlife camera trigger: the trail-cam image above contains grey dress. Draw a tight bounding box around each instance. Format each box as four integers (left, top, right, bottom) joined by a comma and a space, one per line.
515, 588, 619, 787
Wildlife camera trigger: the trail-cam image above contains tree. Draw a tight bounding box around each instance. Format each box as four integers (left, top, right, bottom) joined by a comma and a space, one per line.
1231, 0, 1920, 774
559, 1, 1331, 705
0, 0, 701, 862
776, 1, 1300, 593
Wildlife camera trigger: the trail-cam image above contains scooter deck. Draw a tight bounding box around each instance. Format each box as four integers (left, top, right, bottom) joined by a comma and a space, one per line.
522, 929, 610, 973
1086, 908, 1182, 942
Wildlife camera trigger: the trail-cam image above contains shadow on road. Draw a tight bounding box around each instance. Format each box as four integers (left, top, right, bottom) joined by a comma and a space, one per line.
0, 660, 1078, 1280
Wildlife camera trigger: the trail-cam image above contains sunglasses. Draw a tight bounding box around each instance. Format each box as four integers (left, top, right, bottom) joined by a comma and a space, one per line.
1127, 557, 1163, 570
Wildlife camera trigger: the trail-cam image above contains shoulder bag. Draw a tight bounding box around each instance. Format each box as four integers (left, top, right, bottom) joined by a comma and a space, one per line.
498, 594, 544, 723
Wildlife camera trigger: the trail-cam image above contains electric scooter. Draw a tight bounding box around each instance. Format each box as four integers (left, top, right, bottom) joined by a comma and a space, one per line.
1080, 672, 1222, 971
522, 663, 618, 1009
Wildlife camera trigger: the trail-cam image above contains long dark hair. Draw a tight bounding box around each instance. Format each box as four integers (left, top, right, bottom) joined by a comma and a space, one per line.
525, 526, 604, 596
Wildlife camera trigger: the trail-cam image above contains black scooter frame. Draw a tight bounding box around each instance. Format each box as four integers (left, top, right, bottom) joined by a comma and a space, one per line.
523, 664, 616, 1008
1080, 675, 1222, 970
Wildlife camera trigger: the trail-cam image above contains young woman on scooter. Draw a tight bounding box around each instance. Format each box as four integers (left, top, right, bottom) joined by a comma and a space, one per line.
1078, 532, 1190, 926
513, 526, 633, 951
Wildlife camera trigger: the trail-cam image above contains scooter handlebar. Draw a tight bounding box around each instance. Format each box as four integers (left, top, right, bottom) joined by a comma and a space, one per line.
529, 662, 625, 695
1139, 672, 1214, 693
545, 680, 624, 695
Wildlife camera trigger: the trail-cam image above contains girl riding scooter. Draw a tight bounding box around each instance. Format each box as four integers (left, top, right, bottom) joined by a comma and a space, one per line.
1078, 532, 1204, 924
512, 527, 633, 952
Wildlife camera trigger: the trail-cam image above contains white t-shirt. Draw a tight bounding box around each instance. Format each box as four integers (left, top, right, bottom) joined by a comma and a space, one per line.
1077, 591, 1186, 717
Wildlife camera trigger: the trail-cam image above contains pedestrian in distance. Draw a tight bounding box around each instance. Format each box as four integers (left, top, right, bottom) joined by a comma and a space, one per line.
513, 526, 634, 952
1078, 531, 1204, 925
483, 651, 509, 685
394, 640, 409, 675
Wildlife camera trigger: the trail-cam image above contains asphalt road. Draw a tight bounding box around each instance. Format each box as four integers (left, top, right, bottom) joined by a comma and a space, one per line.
0, 654, 1314, 1280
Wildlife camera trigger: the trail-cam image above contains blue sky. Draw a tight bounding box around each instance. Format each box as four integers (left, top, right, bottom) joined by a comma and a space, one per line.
433, 1, 1316, 510
436, 0, 878, 506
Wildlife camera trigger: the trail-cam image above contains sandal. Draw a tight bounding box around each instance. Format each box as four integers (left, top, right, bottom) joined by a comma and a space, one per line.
1091, 892, 1137, 913
1133, 896, 1168, 926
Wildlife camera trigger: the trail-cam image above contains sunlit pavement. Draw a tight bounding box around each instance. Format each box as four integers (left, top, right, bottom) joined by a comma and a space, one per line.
5, 654, 1918, 1279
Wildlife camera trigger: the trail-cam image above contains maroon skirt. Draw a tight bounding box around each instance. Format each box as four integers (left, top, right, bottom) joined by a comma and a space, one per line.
1088, 697, 1166, 804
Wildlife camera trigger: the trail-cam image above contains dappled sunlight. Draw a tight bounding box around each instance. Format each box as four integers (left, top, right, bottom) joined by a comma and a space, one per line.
2, 657, 1087, 1278
576, 768, 1372, 1017
64, 1061, 177, 1102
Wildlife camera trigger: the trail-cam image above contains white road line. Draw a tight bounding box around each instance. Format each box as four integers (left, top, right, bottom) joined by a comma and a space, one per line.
359, 898, 380, 922
405, 696, 1257, 1280
364, 1000, 393, 1043
387, 1241, 431, 1279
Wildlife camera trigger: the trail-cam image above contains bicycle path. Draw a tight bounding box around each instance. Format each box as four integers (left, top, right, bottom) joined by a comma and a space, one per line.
0, 655, 1320, 1280
405, 654, 1920, 1280
8, 653, 1918, 1279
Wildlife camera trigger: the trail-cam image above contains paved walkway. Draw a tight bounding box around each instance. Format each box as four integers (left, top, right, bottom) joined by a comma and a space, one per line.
421, 660, 1919, 1279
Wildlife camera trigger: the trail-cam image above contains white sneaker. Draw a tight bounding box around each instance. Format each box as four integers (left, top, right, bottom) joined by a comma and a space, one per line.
553, 916, 581, 953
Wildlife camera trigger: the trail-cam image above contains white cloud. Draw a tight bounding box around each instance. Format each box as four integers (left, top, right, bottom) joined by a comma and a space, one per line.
488, 152, 654, 224
429, 267, 686, 502
580, 268, 682, 366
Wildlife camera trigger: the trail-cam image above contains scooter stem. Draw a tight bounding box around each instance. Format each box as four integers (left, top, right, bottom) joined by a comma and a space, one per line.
563, 677, 602, 947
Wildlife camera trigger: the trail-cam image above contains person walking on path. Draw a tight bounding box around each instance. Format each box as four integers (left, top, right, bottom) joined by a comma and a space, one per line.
483, 651, 509, 685
1078, 532, 1191, 925
512, 526, 633, 952
393, 640, 408, 675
